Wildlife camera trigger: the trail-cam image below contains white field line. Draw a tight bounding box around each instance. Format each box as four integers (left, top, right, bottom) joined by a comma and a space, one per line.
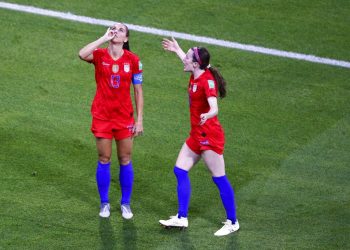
1, 1, 349, 69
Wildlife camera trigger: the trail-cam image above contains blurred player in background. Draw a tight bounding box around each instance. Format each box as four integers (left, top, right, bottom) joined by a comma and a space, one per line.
79, 23, 143, 219
159, 37, 239, 236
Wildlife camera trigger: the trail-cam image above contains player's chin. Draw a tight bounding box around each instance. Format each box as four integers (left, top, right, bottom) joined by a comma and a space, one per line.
111, 38, 122, 44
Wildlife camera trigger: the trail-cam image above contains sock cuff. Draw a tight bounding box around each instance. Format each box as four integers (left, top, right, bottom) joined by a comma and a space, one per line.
173, 166, 188, 175
120, 161, 133, 168
212, 175, 226, 179
98, 161, 111, 168
212, 175, 228, 183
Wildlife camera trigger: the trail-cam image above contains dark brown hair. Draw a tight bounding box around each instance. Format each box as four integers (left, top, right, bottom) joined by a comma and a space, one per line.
122, 24, 130, 51
191, 47, 226, 98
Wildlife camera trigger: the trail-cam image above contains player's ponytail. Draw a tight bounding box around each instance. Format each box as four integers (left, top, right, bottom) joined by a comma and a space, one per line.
123, 41, 130, 51
192, 47, 226, 98
208, 66, 226, 98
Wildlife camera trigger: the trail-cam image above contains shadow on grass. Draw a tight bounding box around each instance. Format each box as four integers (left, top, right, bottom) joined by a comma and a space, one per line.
98, 217, 138, 249
122, 220, 137, 249
226, 233, 240, 249
158, 227, 194, 250
99, 218, 116, 250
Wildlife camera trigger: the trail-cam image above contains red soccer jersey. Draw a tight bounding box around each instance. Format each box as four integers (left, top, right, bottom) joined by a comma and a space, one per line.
91, 48, 142, 129
188, 69, 224, 142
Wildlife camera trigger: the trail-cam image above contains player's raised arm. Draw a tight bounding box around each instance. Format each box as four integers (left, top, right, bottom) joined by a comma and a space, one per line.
78, 27, 115, 62
162, 37, 186, 61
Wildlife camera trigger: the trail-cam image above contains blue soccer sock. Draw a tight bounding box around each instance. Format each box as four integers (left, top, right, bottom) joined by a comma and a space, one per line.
212, 175, 237, 223
174, 166, 191, 218
119, 161, 134, 205
96, 161, 111, 204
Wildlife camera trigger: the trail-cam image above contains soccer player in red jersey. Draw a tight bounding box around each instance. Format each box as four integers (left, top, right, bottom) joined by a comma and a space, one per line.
159, 37, 239, 236
78, 23, 143, 219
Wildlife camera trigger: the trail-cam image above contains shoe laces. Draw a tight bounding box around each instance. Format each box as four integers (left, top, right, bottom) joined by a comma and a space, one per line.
222, 220, 232, 225
220, 220, 234, 230
101, 203, 109, 210
121, 204, 132, 214
169, 216, 186, 226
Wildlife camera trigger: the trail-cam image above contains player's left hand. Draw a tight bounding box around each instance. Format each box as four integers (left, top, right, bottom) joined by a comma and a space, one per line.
199, 113, 209, 125
133, 121, 144, 137
162, 37, 180, 53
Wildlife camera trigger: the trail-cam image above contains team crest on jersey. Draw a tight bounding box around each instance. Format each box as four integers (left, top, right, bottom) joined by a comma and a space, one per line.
192, 84, 197, 92
112, 64, 119, 73
208, 80, 215, 89
124, 63, 130, 72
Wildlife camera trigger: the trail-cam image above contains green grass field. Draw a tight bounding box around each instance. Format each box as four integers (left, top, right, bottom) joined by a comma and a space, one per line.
0, 0, 349, 249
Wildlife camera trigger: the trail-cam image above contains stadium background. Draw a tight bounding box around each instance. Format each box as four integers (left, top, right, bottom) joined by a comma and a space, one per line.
0, 0, 349, 249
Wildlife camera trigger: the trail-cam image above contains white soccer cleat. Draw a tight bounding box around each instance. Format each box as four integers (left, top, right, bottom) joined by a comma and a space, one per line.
99, 203, 110, 218
214, 219, 239, 236
159, 214, 188, 228
121, 204, 133, 219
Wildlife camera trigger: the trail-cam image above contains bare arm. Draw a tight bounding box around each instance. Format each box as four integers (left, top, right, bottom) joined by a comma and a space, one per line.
78, 27, 115, 62
199, 97, 218, 125
133, 84, 144, 136
162, 37, 186, 61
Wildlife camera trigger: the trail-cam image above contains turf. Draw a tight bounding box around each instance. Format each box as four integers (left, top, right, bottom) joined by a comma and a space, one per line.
4, 0, 350, 61
0, 1, 349, 249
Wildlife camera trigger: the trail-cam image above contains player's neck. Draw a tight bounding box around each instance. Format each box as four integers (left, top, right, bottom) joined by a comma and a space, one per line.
108, 44, 124, 60
193, 68, 205, 80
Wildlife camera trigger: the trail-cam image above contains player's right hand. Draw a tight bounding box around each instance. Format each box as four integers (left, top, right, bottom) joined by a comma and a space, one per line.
102, 27, 115, 42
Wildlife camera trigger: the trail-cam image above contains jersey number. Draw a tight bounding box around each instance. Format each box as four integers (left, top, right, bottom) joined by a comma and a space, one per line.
110, 75, 120, 88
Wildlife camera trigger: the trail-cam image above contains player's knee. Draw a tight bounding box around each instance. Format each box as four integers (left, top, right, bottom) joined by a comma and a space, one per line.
209, 168, 226, 177
118, 154, 131, 165
98, 154, 111, 164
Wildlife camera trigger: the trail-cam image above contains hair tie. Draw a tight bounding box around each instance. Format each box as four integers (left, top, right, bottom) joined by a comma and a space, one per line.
193, 47, 202, 65
207, 64, 211, 68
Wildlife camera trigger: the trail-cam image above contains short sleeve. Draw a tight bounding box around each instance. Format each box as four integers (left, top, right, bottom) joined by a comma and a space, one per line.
203, 78, 217, 98
92, 48, 103, 65
132, 55, 143, 84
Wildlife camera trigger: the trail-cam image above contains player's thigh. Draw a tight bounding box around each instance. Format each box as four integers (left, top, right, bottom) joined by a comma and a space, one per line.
96, 138, 113, 163
201, 150, 225, 177
175, 143, 201, 171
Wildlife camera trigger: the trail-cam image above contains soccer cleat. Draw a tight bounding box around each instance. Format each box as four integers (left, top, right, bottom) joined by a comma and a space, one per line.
159, 214, 188, 228
99, 203, 110, 218
214, 219, 239, 236
121, 204, 133, 219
